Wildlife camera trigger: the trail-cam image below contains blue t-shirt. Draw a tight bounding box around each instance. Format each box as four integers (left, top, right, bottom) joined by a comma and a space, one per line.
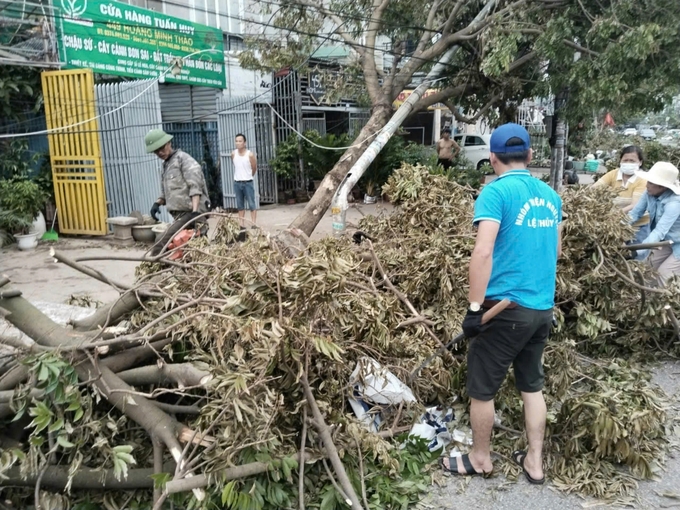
473, 170, 562, 310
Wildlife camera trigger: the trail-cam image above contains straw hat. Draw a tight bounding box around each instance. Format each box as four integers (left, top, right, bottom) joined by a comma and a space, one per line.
637, 162, 680, 195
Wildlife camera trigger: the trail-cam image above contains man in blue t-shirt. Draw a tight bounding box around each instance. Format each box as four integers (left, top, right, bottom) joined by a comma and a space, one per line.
441, 123, 562, 485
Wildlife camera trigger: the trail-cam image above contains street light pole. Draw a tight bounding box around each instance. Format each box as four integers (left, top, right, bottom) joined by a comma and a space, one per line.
549, 88, 569, 191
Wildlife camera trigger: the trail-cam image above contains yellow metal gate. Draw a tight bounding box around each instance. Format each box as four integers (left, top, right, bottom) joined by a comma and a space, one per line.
42, 69, 108, 235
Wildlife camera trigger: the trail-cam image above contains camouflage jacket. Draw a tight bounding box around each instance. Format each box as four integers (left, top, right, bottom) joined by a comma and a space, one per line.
159, 150, 210, 213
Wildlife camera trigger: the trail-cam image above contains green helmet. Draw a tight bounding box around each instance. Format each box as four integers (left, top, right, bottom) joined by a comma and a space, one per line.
144, 129, 173, 153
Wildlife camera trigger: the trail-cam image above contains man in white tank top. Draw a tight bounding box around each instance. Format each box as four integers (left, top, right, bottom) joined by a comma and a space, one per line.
231, 134, 258, 228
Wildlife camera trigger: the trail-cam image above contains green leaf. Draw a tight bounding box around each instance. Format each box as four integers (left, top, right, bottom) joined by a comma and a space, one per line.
48, 417, 64, 433
38, 364, 49, 382
150, 472, 171, 489
56, 435, 75, 448
320, 489, 337, 510
222, 480, 237, 506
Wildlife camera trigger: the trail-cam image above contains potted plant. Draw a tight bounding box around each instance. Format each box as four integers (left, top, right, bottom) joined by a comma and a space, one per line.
364, 181, 377, 204
0, 178, 47, 250
284, 189, 296, 204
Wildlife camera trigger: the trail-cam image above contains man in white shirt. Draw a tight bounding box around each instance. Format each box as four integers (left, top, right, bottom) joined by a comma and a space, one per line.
231, 133, 258, 228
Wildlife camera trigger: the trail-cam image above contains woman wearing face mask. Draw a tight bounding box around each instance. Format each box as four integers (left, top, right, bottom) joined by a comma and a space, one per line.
594, 145, 650, 243
628, 162, 680, 285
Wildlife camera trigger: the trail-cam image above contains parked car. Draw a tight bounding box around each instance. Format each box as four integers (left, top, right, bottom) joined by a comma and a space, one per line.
452, 134, 491, 169
639, 128, 656, 140
623, 128, 638, 136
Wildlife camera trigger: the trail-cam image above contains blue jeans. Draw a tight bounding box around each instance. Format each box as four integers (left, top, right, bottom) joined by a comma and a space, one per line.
234, 180, 256, 211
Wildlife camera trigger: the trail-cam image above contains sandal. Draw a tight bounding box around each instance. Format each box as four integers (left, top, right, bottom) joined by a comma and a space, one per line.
511, 450, 545, 485
440, 454, 492, 477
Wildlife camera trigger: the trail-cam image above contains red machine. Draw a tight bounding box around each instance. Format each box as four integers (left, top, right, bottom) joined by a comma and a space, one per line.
166, 229, 201, 260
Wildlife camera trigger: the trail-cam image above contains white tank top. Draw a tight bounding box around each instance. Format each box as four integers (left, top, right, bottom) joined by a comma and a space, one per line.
233, 150, 253, 181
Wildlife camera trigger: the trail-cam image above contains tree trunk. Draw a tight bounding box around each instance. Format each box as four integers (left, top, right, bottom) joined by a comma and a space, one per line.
287, 106, 392, 237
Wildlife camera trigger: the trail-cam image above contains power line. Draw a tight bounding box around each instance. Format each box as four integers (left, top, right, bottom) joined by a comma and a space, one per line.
1, 4, 484, 139
0, 17, 358, 143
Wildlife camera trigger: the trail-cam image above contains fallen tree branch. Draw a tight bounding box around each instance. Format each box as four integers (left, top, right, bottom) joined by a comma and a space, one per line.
0, 292, 202, 483
71, 291, 144, 332
100, 338, 173, 373
1, 464, 174, 490
153, 438, 164, 504
300, 374, 364, 510
160, 426, 411, 494
0, 365, 29, 391
153, 402, 201, 415
117, 363, 212, 388
165, 452, 316, 494
298, 406, 308, 510
50, 249, 130, 291
606, 259, 668, 294
396, 316, 435, 328
0, 335, 45, 353
366, 240, 454, 362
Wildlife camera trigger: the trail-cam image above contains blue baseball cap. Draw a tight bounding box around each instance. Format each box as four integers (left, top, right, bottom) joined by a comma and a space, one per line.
490, 123, 531, 154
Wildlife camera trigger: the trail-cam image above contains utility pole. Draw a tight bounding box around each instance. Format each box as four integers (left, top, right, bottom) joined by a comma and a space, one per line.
548, 89, 569, 192
549, 119, 566, 191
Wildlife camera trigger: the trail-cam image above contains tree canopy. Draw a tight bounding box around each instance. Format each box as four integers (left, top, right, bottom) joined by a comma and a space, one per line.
240, 0, 680, 236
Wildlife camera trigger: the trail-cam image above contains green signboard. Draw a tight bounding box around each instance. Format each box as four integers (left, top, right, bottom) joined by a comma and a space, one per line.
54, 0, 226, 89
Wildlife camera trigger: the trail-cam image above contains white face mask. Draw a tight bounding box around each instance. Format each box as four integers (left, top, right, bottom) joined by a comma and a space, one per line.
620, 163, 639, 175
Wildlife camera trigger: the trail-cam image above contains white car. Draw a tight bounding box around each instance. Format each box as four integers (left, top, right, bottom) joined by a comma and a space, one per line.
453, 134, 491, 169
639, 128, 656, 141
623, 128, 638, 136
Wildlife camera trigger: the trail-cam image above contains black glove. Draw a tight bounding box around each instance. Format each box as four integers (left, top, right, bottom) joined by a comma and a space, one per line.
183, 211, 201, 229
462, 308, 484, 338
624, 249, 637, 260
352, 230, 373, 244
150, 202, 161, 221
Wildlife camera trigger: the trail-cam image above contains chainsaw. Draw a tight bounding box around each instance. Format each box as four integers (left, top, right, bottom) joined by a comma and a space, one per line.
166, 228, 202, 260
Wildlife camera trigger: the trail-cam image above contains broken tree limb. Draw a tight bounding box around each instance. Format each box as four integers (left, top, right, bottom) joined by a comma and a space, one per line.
153, 403, 201, 415
366, 240, 454, 363
50, 249, 130, 291
153, 438, 164, 504
1, 464, 174, 490
165, 452, 316, 494
117, 363, 212, 388
300, 374, 364, 510
0, 334, 46, 353
100, 338, 173, 373
0, 291, 202, 476
0, 365, 29, 391
0, 388, 43, 403
71, 291, 144, 332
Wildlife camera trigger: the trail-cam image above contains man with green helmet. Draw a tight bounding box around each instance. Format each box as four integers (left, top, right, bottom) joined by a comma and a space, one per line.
144, 128, 210, 256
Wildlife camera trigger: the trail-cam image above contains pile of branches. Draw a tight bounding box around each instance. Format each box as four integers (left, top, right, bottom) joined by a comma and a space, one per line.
0, 164, 679, 508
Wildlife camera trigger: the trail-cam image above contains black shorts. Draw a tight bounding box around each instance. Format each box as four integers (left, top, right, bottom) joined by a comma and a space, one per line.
466, 305, 553, 401
438, 158, 452, 170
